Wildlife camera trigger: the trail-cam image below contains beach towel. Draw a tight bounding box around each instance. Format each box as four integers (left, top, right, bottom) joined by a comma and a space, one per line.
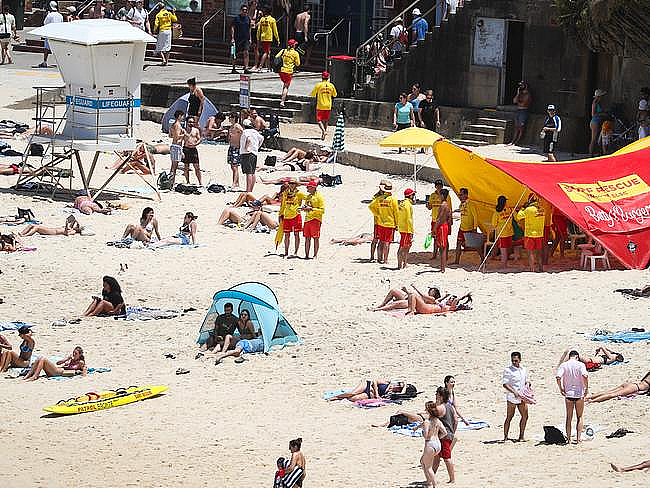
121, 306, 180, 321
322, 389, 350, 400
390, 420, 489, 437
354, 398, 399, 408
281, 459, 304, 488
47, 367, 112, 380
614, 286, 650, 299
591, 331, 650, 343
0, 321, 34, 331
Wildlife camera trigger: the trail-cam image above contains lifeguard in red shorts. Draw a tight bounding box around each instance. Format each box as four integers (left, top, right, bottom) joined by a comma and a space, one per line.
491, 195, 514, 268
397, 188, 415, 269
279, 178, 306, 257
310, 71, 338, 140
368, 180, 399, 265
301, 180, 325, 259
433, 188, 452, 273
453, 187, 482, 265
275, 39, 300, 107
254, 7, 279, 72
516, 194, 546, 272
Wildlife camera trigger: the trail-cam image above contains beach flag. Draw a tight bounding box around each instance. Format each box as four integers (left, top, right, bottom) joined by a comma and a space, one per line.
332, 111, 345, 153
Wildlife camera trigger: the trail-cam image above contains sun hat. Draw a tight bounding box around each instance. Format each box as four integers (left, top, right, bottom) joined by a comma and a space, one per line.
322, 71, 329, 79
404, 188, 415, 197
18, 325, 32, 335
594, 89, 607, 97
412, 8, 421, 15
379, 180, 393, 192
547, 104, 556, 110
288, 39, 298, 47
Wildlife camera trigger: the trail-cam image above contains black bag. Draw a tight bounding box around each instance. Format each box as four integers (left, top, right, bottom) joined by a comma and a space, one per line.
157, 171, 172, 190
29, 143, 44, 156
265, 155, 277, 166
390, 384, 419, 400
387, 414, 410, 428
543, 426, 567, 445
207, 183, 226, 193
174, 183, 200, 195
272, 49, 284, 73
319, 173, 343, 187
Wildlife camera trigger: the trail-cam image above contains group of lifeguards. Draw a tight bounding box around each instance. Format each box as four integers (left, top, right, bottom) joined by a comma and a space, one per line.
278, 179, 325, 259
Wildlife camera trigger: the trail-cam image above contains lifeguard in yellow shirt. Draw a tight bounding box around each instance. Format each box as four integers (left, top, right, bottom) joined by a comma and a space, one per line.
276, 39, 300, 107
254, 7, 278, 72
279, 179, 306, 257
516, 194, 546, 272
427, 179, 452, 259
153, 5, 177, 66
310, 71, 338, 140
368, 180, 399, 264
491, 195, 514, 268
454, 187, 482, 265
301, 180, 325, 259
397, 188, 415, 269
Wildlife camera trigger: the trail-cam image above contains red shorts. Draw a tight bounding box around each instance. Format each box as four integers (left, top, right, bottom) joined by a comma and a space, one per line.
279, 72, 293, 85
303, 219, 321, 238
316, 109, 331, 122
283, 214, 302, 233
435, 223, 449, 248
440, 437, 453, 459
375, 225, 395, 243
399, 232, 413, 249
553, 214, 568, 237
262, 41, 272, 54
524, 236, 543, 250
498, 236, 513, 249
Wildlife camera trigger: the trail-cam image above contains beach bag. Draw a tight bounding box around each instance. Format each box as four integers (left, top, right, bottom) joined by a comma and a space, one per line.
543, 426, 567, 445
172, 22, 183, 40
265, 155, 277, 166
157, 171, 172, 190
29, 143, 44, 156
388, 414, 410, 428
207, 183, 226, 193
272, 49, 284, 73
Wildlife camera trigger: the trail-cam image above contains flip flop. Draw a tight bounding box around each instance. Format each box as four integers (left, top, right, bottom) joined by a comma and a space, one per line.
234, 357, 246, 364
175, 368, 190, 375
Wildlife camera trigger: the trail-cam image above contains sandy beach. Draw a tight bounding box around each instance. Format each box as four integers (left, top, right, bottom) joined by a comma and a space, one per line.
1, 65, 649, 488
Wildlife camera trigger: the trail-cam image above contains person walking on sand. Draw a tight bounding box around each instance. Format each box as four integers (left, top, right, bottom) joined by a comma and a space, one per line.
396, 188, 415, 269
432, 188, 451, 273
541, 104, 561, 161
421, 400, 447, 488
279, 179, 306, 257
301, 180, 324, 259
502, 351, 529, 442
182, 116, 202, 187
310, 71, 337, 140
1, 4, 18, 65
556, 350, 588, 444
40, 1, 63, 68
427, 179, 451, 260
516, 194, 545, 272
453, 187, 481, 265
432, 386, 457, 484
276, 39, 300, 107
239, 119, 264, 192
168, 110, 185, 188
368, 180, 399, 265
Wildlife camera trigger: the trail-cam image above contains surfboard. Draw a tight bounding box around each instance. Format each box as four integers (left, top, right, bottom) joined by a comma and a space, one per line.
43, 385, 168, 415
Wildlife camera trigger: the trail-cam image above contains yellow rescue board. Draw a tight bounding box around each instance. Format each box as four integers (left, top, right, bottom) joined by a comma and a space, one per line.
43, 386, 168, 415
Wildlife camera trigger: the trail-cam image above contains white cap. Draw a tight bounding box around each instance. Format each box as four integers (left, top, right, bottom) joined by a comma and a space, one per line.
412, 8, 421, 15
49, 1, 58, 10
547, 104, 556, 110
67, 5, 76, 12
242, 119, 253, 128
639, 99, 649, 111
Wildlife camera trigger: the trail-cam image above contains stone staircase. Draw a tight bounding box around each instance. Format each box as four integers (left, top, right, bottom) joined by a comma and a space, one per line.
453, 117, 508, 147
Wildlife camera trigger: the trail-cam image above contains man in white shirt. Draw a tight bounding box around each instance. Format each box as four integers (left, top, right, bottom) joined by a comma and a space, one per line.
239, 119, 264, 192
1, 5, 18, 65
127, 0, 151, 33
389, 18, 405, 56
501, 351, 529, 441
556, 350, 588, 444
40, 1, 63, 68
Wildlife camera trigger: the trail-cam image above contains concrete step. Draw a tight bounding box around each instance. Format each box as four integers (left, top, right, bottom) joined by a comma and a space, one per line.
465, 124, 505, 143
249, 97, 307, 110
476, 117, 507, 128
452, 139, 488, 147
458, 131, 497, 143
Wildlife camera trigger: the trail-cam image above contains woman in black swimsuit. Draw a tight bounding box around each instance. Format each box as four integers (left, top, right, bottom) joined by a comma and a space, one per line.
327, 378, 406, 402
586, 371, 650, 403
83, 276, 125, 317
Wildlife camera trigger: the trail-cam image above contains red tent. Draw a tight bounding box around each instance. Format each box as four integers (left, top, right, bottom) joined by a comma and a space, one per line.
485, 148, 650, 269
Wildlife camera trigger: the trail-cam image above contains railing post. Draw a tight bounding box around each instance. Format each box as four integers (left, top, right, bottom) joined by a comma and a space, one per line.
324, 34, 328, 70
347, 18, 351, 55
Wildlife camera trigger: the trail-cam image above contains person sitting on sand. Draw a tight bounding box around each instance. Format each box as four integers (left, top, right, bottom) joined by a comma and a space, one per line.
217, 203, 278, 231
327, 379, 406, 402
203, 112, 227, 140
421, 400, 449, 488
212, 309, 257, 354
122, 207, 161, 244
370, 284, 441, 312
205, 302, 239, 350
558, 347, 624, 368
214, 310, 263, 364
585, 371, 650, 403
0, 325, 35, 373
0, 333, 11, 351
20, 215, 81, 237
610, 459, 650, 473
330, 233, 374, 246
22, 346, 87, 381
74, 195, 111, 215
149, 212, 198, 247
83, 276, 125, 317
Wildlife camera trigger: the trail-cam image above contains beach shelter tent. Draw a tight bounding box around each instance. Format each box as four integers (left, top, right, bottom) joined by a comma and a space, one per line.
433, 138, 650, 269
161, 93, 219, 133
197, 282, 300, 352
379, 128, 443, 191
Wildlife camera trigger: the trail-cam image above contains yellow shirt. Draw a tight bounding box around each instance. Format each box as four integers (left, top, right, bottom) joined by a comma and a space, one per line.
459, 200, 479, 231
516, 205, 545, 238
280, 190, 306, 220
257, 15, 279, 43
276, 48, 300, 74
154, 9, 176, 32
428, 192, 452, 221
397, 199, 414, 234
310, 81, 338, 111
304, 192, 325, 222
369, 193, 399, 228
491, 207, 514, 238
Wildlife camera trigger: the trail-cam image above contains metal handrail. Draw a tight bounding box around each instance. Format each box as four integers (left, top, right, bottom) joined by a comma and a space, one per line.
202, 8, 224, 63
314, 17, 346, 70
77, 0, 98, 17
354, 0, 421, 89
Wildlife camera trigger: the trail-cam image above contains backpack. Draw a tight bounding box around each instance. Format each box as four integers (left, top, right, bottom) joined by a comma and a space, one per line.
390, 383, 419, 400
543, 425, 567, 445
265, 155, 277, 166
29, 143, 44, 156
272, 49, 284, 73
387, 414, 410, 428
157, 171, 172, 190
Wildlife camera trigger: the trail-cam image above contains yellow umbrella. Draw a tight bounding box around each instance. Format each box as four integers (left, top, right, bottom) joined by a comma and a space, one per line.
379, 128, 444, 191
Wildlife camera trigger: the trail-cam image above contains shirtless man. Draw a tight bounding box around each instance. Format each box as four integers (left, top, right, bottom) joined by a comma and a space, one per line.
433, 189, 451, 273
168, 110, 185, 188
182, 117, 202, 186
227, 113, 243, 188
511, 81, 532, 145
294, 5, 311, 64
249, 109, 268, 131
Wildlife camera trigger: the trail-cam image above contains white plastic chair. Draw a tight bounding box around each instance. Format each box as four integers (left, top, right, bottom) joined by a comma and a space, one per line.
583, 250, 611, 271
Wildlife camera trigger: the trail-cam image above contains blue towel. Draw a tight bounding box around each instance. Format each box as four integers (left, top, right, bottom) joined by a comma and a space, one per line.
47, 367, 112, 380
591, 331, 650, 343
323, 389, 350, 400
0, 321, 35, 332
390, 420, 490, 438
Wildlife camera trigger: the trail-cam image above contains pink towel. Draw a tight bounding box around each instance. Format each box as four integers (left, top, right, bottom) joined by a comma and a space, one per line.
519, 384, 537, 404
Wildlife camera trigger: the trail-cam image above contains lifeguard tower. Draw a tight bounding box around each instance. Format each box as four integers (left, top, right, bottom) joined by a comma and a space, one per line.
16, 19, 159, 200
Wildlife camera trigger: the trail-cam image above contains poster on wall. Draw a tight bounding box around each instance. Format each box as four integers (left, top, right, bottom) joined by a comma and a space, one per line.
148, 0, 202, 13
472, 17, 505, 67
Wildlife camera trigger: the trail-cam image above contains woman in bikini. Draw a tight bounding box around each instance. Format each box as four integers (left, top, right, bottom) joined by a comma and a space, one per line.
149, 212, 198, 247
122, 207, 161, 243
328, 379, 406, 402
0, 326, 35, 372
370, 285, 441, 311
406, 287, 472, 315
0, 233, 21, 252
420, 401, 447, 488
230, 183, 288, 208
0, 163, 21, 175
217, 204, 278, 231
22, 346, 87, 381
19, 215, 81, 237
558, 347, 624, 368
83, 276, 125, 317
585, 371, 650, 403
74, 195, 111, 215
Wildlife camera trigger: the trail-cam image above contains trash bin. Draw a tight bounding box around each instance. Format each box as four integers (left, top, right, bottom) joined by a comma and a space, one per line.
327, 55, 356, 98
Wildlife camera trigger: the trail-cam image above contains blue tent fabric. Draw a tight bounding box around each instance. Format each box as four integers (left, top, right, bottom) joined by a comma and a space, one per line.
161, 93, 219, 133
198, 282, 300, 353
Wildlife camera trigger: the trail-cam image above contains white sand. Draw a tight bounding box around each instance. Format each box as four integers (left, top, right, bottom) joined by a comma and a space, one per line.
0, 67, 649, 488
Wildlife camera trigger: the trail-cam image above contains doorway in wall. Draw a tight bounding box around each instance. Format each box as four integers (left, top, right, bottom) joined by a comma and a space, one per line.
502, 20, 524, 105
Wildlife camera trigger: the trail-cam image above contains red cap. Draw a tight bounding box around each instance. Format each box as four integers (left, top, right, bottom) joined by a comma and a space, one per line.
307, 180, 318, 188
322, 71, 330, 79
288, 39, 298, 46
404, 188, 415, 197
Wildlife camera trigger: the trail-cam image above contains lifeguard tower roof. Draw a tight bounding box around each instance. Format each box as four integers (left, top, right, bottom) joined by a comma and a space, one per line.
30, 19, 155, 45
